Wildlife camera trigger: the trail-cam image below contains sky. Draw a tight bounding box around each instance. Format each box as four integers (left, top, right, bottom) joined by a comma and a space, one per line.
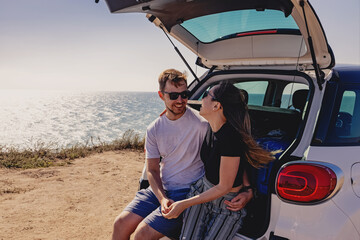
1, 0, 359, 92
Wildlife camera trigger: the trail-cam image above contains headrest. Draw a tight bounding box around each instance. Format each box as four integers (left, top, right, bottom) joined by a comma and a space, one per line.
292, 89, 309, 112
239, 89, 249, 104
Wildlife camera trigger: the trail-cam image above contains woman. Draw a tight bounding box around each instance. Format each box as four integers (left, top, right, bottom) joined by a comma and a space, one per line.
163, 82, 274, 240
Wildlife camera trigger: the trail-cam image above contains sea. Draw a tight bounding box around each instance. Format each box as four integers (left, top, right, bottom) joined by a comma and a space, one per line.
0, 90, 164, 149
1, 89, 354, 150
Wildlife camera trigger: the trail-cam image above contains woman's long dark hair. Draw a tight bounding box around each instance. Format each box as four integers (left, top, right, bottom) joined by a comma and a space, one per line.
213, 82, 274, 168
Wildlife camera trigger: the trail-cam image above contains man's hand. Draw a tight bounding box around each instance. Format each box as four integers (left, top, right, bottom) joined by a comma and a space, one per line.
161, 198, 174, 215
224, 189, 253, 211
163, 201, 187, 219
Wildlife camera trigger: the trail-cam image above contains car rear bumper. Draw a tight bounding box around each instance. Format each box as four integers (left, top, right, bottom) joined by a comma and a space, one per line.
235, 194, 359, 240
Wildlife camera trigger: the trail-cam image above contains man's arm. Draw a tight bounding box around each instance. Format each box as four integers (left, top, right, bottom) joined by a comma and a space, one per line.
146, 158, 173, 214
224, 169, 253, 211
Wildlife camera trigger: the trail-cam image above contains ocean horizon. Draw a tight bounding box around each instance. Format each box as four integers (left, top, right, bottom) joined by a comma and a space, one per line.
0, 89, 164, 149
2, 89, 353, 150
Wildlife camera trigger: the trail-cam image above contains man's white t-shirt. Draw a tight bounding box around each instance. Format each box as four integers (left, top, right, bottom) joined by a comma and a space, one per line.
145, 107, 208, 190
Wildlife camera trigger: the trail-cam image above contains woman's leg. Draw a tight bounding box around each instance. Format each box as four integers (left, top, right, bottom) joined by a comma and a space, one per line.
180, 202, 210, 240
180, 178, 210, 240
204, 207, 246, 240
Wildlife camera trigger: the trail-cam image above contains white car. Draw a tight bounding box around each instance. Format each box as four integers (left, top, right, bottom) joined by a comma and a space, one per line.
103, 0, 360, 239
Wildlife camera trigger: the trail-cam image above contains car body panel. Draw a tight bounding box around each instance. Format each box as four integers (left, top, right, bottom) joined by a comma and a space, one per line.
104, 0, 334, 70
234, 192, 359, 240
306, 146, 360, 235
269, 196, 359, 240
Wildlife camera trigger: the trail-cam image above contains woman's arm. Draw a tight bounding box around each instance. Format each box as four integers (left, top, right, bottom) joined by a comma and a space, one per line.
163, 156, 240, 219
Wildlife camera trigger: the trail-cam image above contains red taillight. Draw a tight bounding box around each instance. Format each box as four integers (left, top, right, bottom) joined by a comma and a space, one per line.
276, 163, 337, 203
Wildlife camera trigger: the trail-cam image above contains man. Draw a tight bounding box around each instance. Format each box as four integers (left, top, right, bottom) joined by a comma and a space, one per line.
112, 69, 254, 240
112, 69, 209, 240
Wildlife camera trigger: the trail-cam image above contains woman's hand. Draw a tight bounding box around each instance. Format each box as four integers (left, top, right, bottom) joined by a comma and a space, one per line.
162, 201, 187, 219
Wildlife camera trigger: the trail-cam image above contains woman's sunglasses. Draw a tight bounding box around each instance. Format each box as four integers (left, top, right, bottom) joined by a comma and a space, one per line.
163, 90, 191, 100
203, 89, 217, 100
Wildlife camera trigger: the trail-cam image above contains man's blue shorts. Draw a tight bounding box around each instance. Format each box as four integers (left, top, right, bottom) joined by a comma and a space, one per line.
124, 187, 190, 239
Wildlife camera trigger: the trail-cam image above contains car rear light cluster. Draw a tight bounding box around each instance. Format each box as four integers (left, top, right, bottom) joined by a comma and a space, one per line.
276, 163, 338, 203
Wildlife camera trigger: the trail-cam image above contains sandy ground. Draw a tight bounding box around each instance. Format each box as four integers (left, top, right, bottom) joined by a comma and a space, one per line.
0, 150, 145, 240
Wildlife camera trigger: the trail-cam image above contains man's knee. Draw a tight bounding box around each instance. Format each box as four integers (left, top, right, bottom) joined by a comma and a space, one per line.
133, 222, 164, 240
113, 214, 126, 230
113, 211, 143, 237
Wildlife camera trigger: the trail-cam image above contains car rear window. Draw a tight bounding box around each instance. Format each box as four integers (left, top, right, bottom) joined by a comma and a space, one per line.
199, 81, 268, 106
233, 81, 268, 106
180, 9, 299, 43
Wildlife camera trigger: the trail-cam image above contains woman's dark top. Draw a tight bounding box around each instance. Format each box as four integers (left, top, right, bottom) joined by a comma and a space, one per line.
200, 122, 251, 188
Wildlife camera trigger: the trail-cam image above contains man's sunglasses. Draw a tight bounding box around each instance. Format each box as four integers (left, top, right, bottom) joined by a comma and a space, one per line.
203, 89, 217, 100
163, 90, 191, 100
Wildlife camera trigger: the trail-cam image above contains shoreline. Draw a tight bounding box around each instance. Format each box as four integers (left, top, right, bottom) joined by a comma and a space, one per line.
0, 150, 144, 240
0, 130, 145, 169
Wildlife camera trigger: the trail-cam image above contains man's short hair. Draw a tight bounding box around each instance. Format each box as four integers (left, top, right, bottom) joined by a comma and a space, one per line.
158, 69, 187, 92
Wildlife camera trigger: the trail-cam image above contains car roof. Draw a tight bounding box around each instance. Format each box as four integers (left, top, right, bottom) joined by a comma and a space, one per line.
333, 65, 360, 84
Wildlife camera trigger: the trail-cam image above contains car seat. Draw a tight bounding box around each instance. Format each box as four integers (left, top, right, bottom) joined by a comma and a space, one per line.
292, 89, 309, 113
335, 112, 352, 136
239, 88, 249, 104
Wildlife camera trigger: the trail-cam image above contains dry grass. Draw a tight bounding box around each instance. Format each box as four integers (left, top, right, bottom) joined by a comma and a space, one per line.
0, 130, 144, 169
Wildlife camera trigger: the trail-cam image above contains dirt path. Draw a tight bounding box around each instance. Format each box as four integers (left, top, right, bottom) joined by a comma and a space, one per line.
0, 150, 145, 240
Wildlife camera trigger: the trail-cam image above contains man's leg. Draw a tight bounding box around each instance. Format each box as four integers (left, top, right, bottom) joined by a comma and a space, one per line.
112, 188, 163, 240
133, 221, 165, 240
112, 211, 144, 240
138, 188, 190, 240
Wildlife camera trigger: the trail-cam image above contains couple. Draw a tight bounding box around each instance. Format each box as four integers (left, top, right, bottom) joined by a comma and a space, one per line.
112, 69, 273, 240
